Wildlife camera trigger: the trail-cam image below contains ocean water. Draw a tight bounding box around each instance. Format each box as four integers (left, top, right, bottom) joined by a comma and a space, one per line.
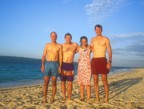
0, 56, 134, 88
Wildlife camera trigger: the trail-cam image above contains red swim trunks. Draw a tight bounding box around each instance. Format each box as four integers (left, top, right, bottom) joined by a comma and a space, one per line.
91, 57, 109, 74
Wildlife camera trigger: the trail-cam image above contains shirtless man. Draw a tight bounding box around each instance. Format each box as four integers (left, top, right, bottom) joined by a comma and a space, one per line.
41, 32, 62, 104
60, 33, 78, 102
91, 24, 112, 103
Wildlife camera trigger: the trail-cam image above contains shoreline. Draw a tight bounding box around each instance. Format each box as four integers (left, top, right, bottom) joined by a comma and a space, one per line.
0, 68, 144, 109
0, 67, 135, 89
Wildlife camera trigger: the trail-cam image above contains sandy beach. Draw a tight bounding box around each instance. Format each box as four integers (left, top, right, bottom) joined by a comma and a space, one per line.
0, 68, 144, 109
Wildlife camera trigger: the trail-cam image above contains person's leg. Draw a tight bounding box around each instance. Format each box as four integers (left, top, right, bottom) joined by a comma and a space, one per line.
93, 74, 99, 102
80, 84, 84, 100
86, 85, 91, 100
101, 74, 109, 103
67, 81, 73, 100
43, 76, 50, 104
50, 76, 57, 103
61, 81, 66, 101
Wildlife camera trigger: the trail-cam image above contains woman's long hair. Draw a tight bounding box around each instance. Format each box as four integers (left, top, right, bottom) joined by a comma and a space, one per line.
80, 36, 88, 47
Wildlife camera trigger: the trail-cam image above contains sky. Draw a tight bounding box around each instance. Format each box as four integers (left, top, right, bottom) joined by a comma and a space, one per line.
0, 0, 144, 67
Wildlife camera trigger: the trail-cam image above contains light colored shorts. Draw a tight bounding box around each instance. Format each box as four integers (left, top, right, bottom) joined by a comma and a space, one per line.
44, 61, 59, 77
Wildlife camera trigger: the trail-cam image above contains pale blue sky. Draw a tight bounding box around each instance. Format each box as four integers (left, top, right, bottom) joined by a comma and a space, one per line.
0, 0, 144, 67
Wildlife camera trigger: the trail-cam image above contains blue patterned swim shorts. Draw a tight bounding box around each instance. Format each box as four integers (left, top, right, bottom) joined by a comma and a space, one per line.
44, 61, 59, 77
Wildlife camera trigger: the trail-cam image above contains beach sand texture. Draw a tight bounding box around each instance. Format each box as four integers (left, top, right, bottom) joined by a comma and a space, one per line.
0, 68, 144, 109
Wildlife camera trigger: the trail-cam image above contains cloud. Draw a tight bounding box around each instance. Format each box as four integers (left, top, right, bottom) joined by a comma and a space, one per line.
110, 32, 144, 38
85, 0, 128, 23
113, 40, 144, 56
126, 40, 144, 55
111, 32, 144, 56
110, 32, 144, 45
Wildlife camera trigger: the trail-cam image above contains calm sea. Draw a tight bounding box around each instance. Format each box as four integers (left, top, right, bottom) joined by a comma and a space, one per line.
0, 56, 134, 88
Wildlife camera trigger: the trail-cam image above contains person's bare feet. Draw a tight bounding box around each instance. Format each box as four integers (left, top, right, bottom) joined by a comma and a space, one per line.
103, 99, 109, 103
43, 99, 47, 105
95, 99, 100, 104
67, 99, 72, 103
66, 99, 72, 105
80, 98, 84, 101
50, 97, 54, 103
62, 98, 66, 103
86, 97, 90, 100
102, 100, 110, 106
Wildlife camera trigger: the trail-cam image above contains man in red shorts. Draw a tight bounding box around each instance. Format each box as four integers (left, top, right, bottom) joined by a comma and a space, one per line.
91, 24, 112, 103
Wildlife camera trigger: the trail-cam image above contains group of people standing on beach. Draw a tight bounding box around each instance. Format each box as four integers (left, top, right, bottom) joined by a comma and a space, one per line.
41, 24, 112, 104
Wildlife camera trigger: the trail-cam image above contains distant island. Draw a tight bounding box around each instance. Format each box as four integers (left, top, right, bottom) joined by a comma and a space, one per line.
0, 56, 78, 65
0, 56, 41, 64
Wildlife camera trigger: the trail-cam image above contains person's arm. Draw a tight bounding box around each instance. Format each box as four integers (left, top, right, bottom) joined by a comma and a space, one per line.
88, 45, 92, 53
75, 43, 79, 53
77, 45, 81, 63
58, 44, 63, 74
106, 38, 112, 69
90, 37, 94, 52
107, 38, 112, 62
41, 44, 47, 72
76, 45, 80, 53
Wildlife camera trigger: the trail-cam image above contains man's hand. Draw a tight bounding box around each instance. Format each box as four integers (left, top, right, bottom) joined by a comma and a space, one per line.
78, 58, 80, 63
58, 67, 61, 74
41, 65, 45, 73
106, 62, 112, 70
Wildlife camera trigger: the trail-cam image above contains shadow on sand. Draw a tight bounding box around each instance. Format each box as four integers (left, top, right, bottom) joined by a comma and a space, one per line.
107, 77, 143, 100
